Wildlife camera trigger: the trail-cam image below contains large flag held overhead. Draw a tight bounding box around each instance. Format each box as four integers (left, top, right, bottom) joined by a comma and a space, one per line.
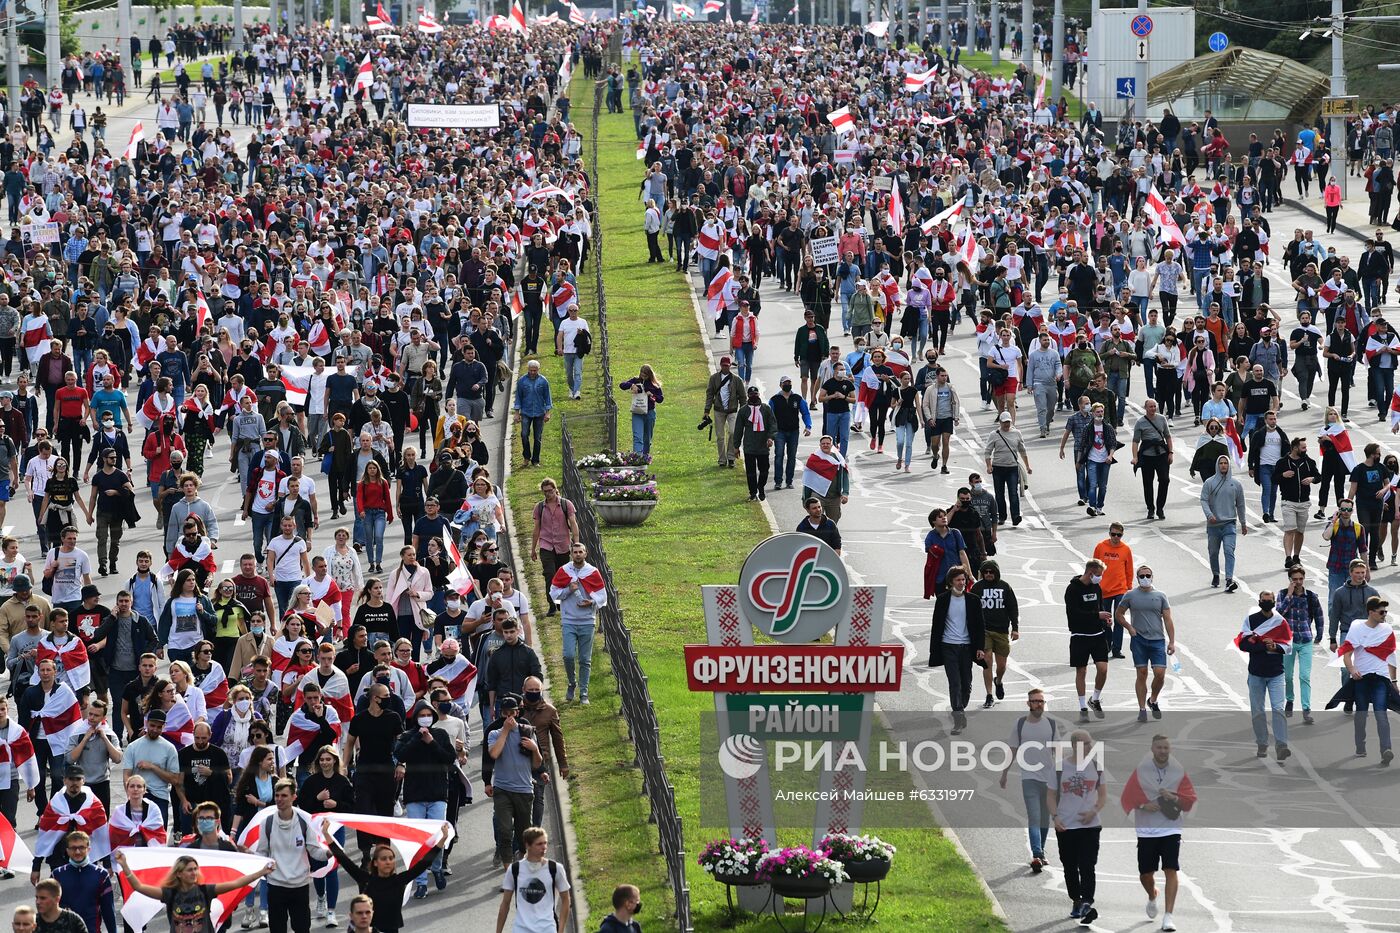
904, 67, 937, 93
508, 0, 528, 33
124, 122, 143, 161
1144, 186, 1187, 247
827, 106, 855, 136
920, 201, 963, 234
417, 8, 444, 32
310, 814, 454, 892
117, 847, 272, 931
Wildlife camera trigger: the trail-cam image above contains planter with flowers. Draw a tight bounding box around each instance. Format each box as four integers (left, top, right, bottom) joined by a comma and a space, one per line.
591, 470, 659, 526
698, 836, 770, 888
756, 844, 848, 900
575, 450, 652, 486
819, 832, 895, 884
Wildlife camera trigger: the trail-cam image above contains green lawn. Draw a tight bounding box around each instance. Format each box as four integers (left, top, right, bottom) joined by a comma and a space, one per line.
505, 73, 1005, 932
960, 50, 1085, 121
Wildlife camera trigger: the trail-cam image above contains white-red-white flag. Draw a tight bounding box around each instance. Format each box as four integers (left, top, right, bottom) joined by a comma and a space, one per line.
310, 814, 453, 888
1145, 185, 1187, 247
0, 811, 33, 869
904, 68, 938, 93
509, 0, 529, 33
827, 106, 856, 136
887, 183, 904, 236
354, 55, 374, 93
569, 3, 585, 24
1324, 422, 1357, 471
117, 847, 271, 931
417, 8, 444, 32
921, 201, 963, 234
124, 122, 143, 160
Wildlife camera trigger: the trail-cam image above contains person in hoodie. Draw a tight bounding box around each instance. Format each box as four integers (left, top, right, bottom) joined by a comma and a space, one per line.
1238, 591, 1292, 762
973, 561, 1019, 709
393, 699, 456, 898
1199, 454, 1248, 593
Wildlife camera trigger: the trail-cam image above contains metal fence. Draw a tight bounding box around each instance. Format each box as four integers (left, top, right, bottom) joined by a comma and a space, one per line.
561, 419, 693, 933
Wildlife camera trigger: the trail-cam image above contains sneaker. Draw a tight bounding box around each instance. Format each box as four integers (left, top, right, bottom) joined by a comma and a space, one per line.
324, 912, 337, 929
1079, 906, 1099, 926
1303, 709, 1315, 725
1146, 895, 1159, 919
1315, 509, 1326, 520
1148, 700, 1161, 719
1079, 707, 1091, 722
1077, 499, 1086, 506
1384, 749, 1395, 766
1070, 901, 1086, 920
241, 906, 255, 930
1285, 700, 1294, 717
256, 911, 268, 929
1225, 579, 1239, 594
434, 869, 446, 891
412, 882, 428, 900
994, 677, 1005, 700
0, 867, 13, 880
581, 696, 591, 706
315, 898, 326, 920
1344, 701, 1354, 714
1138, 709, 1149, 723
940, 465, 949, 474
1161, 912, 1177, 931
1088, 698, 1104, 719
1211, 574, 1220, 588
982, 694, 995, 709
1277, 744, 1291, 761
492, 853, 503, 869
565, 685, 575, 702
1257, 744, 1268, 758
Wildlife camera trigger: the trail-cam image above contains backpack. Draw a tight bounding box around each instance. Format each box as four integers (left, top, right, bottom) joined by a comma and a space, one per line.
1015, 715, 1056, 747
511, 859, 562, 920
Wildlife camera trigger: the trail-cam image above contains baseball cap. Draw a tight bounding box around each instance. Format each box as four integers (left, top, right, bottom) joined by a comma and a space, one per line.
81, 584, 100, 600
146, 709, 167, 723
998, 411, 1012, 423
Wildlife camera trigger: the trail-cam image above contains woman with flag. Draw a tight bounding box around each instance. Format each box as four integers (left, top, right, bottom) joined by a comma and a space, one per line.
113, 848, 275, 933
1318, 408, 1355, 518
324, 829, 453, 933
108, 773, 167, 848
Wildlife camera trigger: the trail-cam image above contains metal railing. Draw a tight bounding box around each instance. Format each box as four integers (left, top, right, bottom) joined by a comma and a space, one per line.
560, 417, 693, 932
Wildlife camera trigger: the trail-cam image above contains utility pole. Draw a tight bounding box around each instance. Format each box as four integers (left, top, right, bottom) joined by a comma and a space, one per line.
1020, 0, 1031, 74
990, 0, 1000, 65
1050, 0, 1063, 105
1133, 0, 1147, 122
234, 0, 245, 49
6, 10, 19, 132
44, 0, 58, 90
117, 0, 131, 95
1330, 0, 1346, 198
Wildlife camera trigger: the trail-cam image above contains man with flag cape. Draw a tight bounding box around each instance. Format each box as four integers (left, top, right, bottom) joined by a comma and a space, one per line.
548, 542, 607, 703
1326, 594, 1400, 762
800, 435, 850, 521
1236, 593, 1294, 759
1120, 735, 1196, 931
35, 767, 111, 866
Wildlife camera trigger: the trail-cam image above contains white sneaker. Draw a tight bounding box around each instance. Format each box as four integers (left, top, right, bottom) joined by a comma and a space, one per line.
241, 906, 254, 930
1146, 896, 1159, 919
256, 910, 268, 929
314, 898, 326, 920
1161, 912, 1176, 932
324, 911, 337, 929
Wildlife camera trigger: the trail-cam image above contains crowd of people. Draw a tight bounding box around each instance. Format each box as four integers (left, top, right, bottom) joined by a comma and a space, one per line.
0, 10, 651, 933
621, 14, 1400, 931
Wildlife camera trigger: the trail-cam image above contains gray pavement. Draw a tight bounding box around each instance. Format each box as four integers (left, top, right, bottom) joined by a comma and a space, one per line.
689, 199, 1400, 932
0, 80, 570, 933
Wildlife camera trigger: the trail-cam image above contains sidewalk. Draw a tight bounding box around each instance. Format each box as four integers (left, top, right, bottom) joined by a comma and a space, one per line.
1286, 183, 1396, 244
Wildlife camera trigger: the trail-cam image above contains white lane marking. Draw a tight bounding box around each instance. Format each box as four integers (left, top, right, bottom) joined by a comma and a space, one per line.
1341, 839, 1383, 869
221, 559, 237, 574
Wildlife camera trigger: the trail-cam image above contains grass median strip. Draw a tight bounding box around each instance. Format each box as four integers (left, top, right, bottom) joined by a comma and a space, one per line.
506, 72, 1003, 931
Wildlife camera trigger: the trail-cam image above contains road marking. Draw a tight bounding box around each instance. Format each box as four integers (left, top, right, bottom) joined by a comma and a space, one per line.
221, 559, 237, 574
1341, 839, 1382, 869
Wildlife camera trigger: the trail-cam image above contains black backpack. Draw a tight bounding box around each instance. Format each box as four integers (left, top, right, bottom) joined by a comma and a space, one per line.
511, 859, 562, 921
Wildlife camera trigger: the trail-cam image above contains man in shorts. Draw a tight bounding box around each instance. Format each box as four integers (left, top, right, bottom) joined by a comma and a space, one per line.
1115, 564, 1176, 722
973, 560, 1019, 708
1065, 559, 1111, 723
986, 327, 1023, 420
1122, 734, 1196, 932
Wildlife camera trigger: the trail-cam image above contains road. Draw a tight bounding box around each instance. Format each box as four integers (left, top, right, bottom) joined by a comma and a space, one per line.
0, 76, 570, 933
694, 198, 1400, 932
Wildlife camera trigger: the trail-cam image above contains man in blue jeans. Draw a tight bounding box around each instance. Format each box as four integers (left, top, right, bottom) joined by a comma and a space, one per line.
1200, 454, 1248, 592
547, 542, 607, 704
768, 377, 812, 491
511, 359, 553, 467
1340, 595, 1397, 764
998, 688, 1057, 873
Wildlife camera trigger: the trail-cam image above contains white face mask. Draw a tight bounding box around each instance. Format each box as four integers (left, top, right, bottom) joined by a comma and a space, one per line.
417, 715, 434, 729
1090, 574, 1103, 585
445, 599, 460, 611
234, 699, 252, 715
1138, 576, 1153, 589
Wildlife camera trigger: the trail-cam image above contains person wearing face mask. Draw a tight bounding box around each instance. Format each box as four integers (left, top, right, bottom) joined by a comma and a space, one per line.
183, 801, 238, 850
228, 607, 272, 680
50, 831, 116, 933
1237, 591, 1292, 761
344, 681, 403, 857
394, 700, 455, 898
1059, 395, 1095, 507
1115, 566, 1176, 723
600, 884, 643, 933
1074, 403, 1116, 518
517, 675, 568, 830
1065, 559, 1113, 722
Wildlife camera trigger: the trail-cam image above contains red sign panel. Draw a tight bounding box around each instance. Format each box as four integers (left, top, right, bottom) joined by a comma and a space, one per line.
684, 645, 905, 693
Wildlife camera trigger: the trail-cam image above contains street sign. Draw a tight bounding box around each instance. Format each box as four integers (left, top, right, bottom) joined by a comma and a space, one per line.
1130, 13, 1153, 37
1321, 95, 1360, 117
1135, 38, 1149, 61
684, 644, 906, 692
1115, 77, 1136, 99
1208, 31, 1229, 52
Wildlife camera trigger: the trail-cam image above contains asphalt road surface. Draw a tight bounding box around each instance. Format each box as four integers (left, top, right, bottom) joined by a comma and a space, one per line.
701, 199, 1400, 933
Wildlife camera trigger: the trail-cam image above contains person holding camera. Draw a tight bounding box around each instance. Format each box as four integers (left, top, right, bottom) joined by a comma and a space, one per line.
702, 357, 745, 468
487, 695, 543, 873
1121, 735, 1197, 933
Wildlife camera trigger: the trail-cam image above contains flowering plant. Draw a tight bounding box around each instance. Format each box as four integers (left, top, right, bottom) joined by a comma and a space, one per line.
755, 845, 849, 885
818, 833, 896, 863
575, 450, 652, 469
697, 836, 769, 877
595, 482, 658, 502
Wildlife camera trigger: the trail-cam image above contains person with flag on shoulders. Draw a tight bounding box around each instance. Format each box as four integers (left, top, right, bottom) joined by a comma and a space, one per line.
801, 434, 850, 524
1236, 590, 1293, 761
31, 764, 111, 882
1330, 594, 1398, 764
108, 772, 166, 849
548, 543, 605, 706
1121, 734, 1196, 933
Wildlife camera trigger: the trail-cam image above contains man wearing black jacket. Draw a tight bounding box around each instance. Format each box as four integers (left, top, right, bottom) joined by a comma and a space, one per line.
483, 616, 543, 716
1247, 410, 1289, 524
1274, 436, 1319, 568
1238, 593, 1291, 761
928, 567, 984, 734
973, 561, 1019, 709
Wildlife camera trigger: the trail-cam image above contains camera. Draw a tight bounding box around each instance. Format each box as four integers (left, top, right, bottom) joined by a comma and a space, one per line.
696, 414, 713, 431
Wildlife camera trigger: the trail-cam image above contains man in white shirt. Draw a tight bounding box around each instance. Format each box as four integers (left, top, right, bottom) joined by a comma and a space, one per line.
252, 778, 329, 933
495, 827, 570, 933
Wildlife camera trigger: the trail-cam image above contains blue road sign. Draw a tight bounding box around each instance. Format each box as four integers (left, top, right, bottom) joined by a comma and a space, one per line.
1130, 14, 1153, 37
1208, 31, 1229, 52
1115, 77, 1136, 99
